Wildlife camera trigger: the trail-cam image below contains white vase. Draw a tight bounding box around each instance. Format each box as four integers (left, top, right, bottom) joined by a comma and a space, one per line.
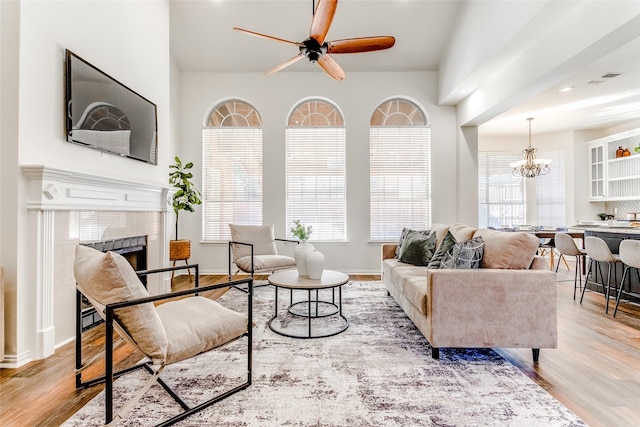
306, 250, 325, 280
294, 242, 315, 276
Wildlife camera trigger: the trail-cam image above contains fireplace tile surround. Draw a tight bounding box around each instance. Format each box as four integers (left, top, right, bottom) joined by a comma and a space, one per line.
2, 166, 170, 367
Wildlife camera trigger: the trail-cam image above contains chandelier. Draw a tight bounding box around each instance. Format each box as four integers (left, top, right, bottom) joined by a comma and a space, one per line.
511, 117, 552, 178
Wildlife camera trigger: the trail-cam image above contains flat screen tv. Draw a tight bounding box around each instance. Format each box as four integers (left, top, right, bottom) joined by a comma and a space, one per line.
65, 50, 158, 165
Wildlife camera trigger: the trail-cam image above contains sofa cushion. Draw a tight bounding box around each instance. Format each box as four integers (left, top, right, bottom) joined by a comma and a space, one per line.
395, 227, 430, 258
426, 231, 457, 269
440, 236, 484, 269
448, 223, 477, 243
473, 229, 540, 269
398, 230, 437, 266
430, 223, 451, 248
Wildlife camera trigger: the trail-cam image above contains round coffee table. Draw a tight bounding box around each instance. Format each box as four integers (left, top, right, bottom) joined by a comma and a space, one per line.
267, 269, 349, 339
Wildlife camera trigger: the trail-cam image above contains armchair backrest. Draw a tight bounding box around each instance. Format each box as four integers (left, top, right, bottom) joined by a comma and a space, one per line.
73, 245, 168, 363
229, 224, 278, 262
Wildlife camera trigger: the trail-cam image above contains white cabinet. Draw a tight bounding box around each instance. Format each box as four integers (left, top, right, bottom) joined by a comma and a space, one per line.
589, 142, 606, 200
587, 128, 640, 201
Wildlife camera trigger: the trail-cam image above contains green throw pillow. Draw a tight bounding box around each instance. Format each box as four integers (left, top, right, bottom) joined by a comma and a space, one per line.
395, 227, 431, 259
398, 230, 437, 266
426, 231, 457, 269
440, 236, 485, 269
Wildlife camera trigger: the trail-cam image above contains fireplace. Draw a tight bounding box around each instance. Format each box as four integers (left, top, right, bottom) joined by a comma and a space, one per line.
79, 235, 148, 331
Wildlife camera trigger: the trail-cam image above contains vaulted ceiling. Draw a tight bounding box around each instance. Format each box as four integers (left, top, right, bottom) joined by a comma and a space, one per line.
170, 0, 640, 136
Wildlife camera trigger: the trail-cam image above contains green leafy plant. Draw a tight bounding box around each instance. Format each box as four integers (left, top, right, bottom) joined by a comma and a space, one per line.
169, 156, 202, 240
634, 144, 640, 154
290, 220, 313, 241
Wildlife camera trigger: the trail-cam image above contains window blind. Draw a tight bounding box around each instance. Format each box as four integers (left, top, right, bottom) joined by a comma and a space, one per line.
202, 127, 262, 241
370, 126, 431, 241
285, 127, 346, 241
478, 152, 526, 229
536, 149, 566, 227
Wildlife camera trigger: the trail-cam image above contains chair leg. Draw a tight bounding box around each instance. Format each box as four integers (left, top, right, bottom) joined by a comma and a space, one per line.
580, 259, 595, 304
613, 266, 630, 317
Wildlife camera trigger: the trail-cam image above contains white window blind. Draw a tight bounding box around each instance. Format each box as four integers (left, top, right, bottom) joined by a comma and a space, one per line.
478, 152, 526, 229
536, 150, 566, 227
285, 127, 346, 241
370, 126, 431, 241
202, 127, 262, 241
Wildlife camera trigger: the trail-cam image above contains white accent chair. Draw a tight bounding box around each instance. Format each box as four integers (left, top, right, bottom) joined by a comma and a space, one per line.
74, 245, 252, 426
228, 224, 297, 288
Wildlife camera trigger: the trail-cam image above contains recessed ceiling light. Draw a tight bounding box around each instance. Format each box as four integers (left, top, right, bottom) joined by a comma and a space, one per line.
588, 80, 605, 85
558, 86, 574, 93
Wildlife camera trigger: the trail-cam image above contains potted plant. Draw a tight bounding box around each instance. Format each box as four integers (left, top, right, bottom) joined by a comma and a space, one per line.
290, 220, 315, 276
169, 156, 202, 262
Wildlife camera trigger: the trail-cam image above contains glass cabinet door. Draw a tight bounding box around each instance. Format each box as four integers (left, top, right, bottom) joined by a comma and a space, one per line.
590, 144, 605, 200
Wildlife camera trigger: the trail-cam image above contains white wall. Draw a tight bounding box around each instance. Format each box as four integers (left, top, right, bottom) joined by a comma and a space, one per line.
177, 71, 457, 275
1, 0, 171, 365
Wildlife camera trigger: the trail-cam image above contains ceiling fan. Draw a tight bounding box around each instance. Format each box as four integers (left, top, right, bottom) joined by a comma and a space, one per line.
233, 0, 395, 81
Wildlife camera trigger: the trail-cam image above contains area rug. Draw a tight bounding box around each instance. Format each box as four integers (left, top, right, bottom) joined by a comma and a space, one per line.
63, 281, 586, 426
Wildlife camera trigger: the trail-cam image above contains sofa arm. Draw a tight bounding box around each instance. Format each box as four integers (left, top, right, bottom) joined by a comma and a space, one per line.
381, 243, 397, 261
426, 268, 557, 349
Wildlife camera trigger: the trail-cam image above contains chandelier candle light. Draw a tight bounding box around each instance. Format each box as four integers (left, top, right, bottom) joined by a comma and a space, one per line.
511, 118, 552, 178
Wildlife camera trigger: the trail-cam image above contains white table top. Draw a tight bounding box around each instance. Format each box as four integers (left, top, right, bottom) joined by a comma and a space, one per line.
267, 269, 349, 290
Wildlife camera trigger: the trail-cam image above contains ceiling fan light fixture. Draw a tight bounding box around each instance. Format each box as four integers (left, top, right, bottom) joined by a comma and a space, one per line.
511, 118, 552, 178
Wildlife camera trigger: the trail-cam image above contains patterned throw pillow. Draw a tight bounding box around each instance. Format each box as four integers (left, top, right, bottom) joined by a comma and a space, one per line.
426, 231, 457, 269
395, 227, 431, 259
440, 236, 485, 269
398, 230, 437, 266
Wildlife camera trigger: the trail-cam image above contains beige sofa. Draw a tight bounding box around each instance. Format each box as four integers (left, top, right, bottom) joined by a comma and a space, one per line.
381, 223, 558, 361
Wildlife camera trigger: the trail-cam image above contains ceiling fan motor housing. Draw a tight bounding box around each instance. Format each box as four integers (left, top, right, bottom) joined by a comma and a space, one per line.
300, 38, 327, 63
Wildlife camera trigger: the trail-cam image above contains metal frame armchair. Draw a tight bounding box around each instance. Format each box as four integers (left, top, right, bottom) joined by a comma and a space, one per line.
228, 224, 298, 289
74, 245, 252, 427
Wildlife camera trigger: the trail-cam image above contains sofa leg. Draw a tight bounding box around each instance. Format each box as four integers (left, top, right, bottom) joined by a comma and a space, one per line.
431, 347, 440, 359
532, 348, 540, 362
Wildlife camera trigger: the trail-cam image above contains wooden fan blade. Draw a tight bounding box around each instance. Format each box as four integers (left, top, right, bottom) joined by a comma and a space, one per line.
309, 0, 338, 45
265, 53, 305, 75
317, 54, 345, 81
326, 36, 396, 54
233, 27, 304, 47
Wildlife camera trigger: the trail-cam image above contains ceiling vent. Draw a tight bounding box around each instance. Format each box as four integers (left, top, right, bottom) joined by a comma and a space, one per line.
601, 73, 621, 78
588, 80, 605, 85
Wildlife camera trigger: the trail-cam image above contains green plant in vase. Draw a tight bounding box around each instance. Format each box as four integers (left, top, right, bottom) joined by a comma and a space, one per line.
290, 219, 313, 242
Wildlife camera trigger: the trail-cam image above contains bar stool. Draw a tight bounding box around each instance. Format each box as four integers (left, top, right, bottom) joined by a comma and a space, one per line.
580, 236, 622, 314
613, 240, 640, 317
554, 232, 587, 300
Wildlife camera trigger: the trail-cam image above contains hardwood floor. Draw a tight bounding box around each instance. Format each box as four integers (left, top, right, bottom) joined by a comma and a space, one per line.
1, 269, 639, 427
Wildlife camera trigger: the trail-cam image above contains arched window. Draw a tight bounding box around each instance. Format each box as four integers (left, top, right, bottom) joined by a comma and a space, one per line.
202, 99, 262, 241
369, 98, 431, 241
286, 99, 346, 241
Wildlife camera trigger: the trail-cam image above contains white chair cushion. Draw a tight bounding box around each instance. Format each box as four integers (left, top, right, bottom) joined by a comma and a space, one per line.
156, 296, 248, 364
73, 245, 168, 363
229, 224, 278, 261
235, 254, 296, 273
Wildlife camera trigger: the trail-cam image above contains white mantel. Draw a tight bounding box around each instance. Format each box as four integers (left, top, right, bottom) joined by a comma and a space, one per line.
22, 165, 169, 212
4, 166, 171, 367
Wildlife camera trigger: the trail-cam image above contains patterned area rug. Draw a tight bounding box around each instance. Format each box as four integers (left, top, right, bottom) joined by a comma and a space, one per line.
64, 281, 586, 426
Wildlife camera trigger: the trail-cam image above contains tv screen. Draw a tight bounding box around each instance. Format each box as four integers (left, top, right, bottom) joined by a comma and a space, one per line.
65, 50, 158, 165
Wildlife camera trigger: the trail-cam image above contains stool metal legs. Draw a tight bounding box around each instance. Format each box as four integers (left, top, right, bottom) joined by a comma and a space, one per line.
557, 253, 585, 300
580, 259, 619, 313
613, 265, 640, 317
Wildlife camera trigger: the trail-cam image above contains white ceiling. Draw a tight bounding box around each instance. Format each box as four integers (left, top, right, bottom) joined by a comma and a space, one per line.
170, 0, 640, 136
